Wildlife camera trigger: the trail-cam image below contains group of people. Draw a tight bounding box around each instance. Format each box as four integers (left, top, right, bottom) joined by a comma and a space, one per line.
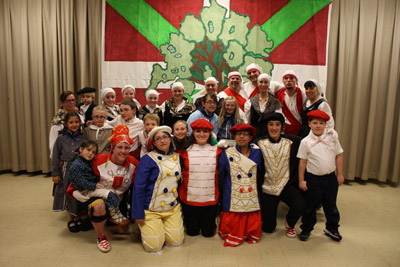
49, 63, 344, 253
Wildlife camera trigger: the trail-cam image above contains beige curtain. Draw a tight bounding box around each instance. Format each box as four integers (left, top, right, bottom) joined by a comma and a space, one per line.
0, 0, 101, 173
327, 0, 400, 183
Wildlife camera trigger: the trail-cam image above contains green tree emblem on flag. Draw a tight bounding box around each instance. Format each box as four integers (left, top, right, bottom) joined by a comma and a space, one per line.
147, 0, 274, 101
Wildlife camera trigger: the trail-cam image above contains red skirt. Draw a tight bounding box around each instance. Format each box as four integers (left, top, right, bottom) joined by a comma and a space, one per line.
218, 211, 262, 247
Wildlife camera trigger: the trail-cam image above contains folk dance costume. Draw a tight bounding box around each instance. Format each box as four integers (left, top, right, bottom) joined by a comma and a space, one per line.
104, 104, 119, 121
107, 115, 144, 158
51, 130, 86, 216
132, 148, 184, 252
138, 104, 161, 120
257, 133, 305, 234
159, 97, 196, 127
244, 93, 282, 139
275, 71, 306, 135
297, 112, 343, 234
138, 130, 153, 158
218, 145, 264, 247
179, 143, 219, 237
82, 124, 113, 154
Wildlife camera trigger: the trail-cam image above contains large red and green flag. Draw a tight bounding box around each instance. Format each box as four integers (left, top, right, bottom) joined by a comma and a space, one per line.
103, 0, 332, 104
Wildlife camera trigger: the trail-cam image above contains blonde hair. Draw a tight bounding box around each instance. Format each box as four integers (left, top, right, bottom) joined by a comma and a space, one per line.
81, 92, 95, 99
143, 113, 160, 125
218, 96, 240, 128
92, 106, 108, 115
173, 120, 188, 132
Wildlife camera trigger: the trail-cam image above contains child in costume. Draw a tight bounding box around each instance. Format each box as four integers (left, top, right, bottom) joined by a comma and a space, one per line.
138, 89, 161, 120
121, 84, 141, 114
51, 111, 86, 232
101, 87, 119, 121
69, 140, 129, 226
77, 87, 97, 126
218, 124, 264, 246
217, 96, 243, 141
256, 113, 305, 238
138, 113, 159, 158
132, 126, 184, 253
297, 110, 344, 242
83, 106, 113, 154
107, 99, 144, 158
179, 119, 219, 237
172, 120, 189, 152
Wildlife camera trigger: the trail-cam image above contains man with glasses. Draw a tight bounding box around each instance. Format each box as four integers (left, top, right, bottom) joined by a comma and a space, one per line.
186, 94, 219, 135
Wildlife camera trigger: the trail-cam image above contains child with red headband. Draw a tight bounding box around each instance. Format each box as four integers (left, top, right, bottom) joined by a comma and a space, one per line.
297, 110, 344, 242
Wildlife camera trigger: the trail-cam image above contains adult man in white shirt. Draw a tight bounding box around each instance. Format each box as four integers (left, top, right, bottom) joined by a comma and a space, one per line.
274, 70, 306, 135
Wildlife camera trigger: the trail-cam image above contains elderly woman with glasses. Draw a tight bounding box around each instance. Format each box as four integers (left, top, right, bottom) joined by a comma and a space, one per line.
131, 126, 184, 253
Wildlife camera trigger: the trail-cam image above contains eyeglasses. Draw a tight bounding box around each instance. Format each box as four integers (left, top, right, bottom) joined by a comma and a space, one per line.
205, 100, 217, 105
64, 99, 76, 103
236, 131, 251, 137
154, 135, 170, 142
93, 115, 106, 119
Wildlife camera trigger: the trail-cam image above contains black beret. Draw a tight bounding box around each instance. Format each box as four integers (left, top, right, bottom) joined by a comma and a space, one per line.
77, 87, 96, 95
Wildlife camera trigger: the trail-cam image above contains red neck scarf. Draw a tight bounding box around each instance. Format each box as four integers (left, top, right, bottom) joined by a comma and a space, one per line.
225, 88, 247, 111
276, 87, 303, 135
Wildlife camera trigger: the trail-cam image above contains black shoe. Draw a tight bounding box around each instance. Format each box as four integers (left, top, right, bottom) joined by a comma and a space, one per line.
324, 228, 342, 241
67, 220, 80, 233
299, 231, 310, 241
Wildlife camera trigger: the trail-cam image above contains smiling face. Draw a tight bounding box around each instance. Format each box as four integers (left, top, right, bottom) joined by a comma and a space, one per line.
65, 116, 81, 133
205, 82, 217, 95
79, 145, 97, 161
234, 130, 252, 148
146, 94, 158, 108
62, 94, 76, 112
104, 92, 115, 107
267, 120, 282, 141
258, 78, 270, 93
193, 129, 210, 145
172, 87, 184, 102
247, 69, 260, 84
122, 88, 135, 100
305, 85, 319, 102
224, 99, 236, 115
153, 132, 172, 154
119, 104, 135, 121
112, 142, 130, 165
144, 118, 158, 133
309, 118, 326, 136
173, 121, 188, 141
228, 76, 242, 91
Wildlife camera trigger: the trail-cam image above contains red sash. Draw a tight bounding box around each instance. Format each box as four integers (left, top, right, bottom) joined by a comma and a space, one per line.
249, 86, 259, 99
276, 88, 303, 135
225, 88, 247, 111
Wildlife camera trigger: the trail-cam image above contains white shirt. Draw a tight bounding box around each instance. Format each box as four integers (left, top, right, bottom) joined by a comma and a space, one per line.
297, 129, 343, 175
106, 116, 144, 152
242, 82, 256, 99
273, 87, 306, 125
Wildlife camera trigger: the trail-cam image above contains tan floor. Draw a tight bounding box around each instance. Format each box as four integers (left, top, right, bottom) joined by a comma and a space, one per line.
0, 172, 399, 267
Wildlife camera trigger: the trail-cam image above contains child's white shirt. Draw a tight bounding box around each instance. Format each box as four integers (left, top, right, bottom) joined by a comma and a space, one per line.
106, 116, 144, 152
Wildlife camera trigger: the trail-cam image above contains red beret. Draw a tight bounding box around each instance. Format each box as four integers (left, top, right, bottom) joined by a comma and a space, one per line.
190, 118, 214, 131
307, 110, 330, 121
229, 123, 256, 138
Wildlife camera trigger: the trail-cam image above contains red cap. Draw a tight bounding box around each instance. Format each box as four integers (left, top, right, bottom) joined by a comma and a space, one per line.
229, 123, 256, 138
109, 125, 134, 147
190, 119, 214, 131
307, 110, 330, 121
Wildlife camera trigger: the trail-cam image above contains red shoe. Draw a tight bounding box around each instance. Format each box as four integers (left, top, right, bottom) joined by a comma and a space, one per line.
97, 235, 111, 253
285, 219, 297, 238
